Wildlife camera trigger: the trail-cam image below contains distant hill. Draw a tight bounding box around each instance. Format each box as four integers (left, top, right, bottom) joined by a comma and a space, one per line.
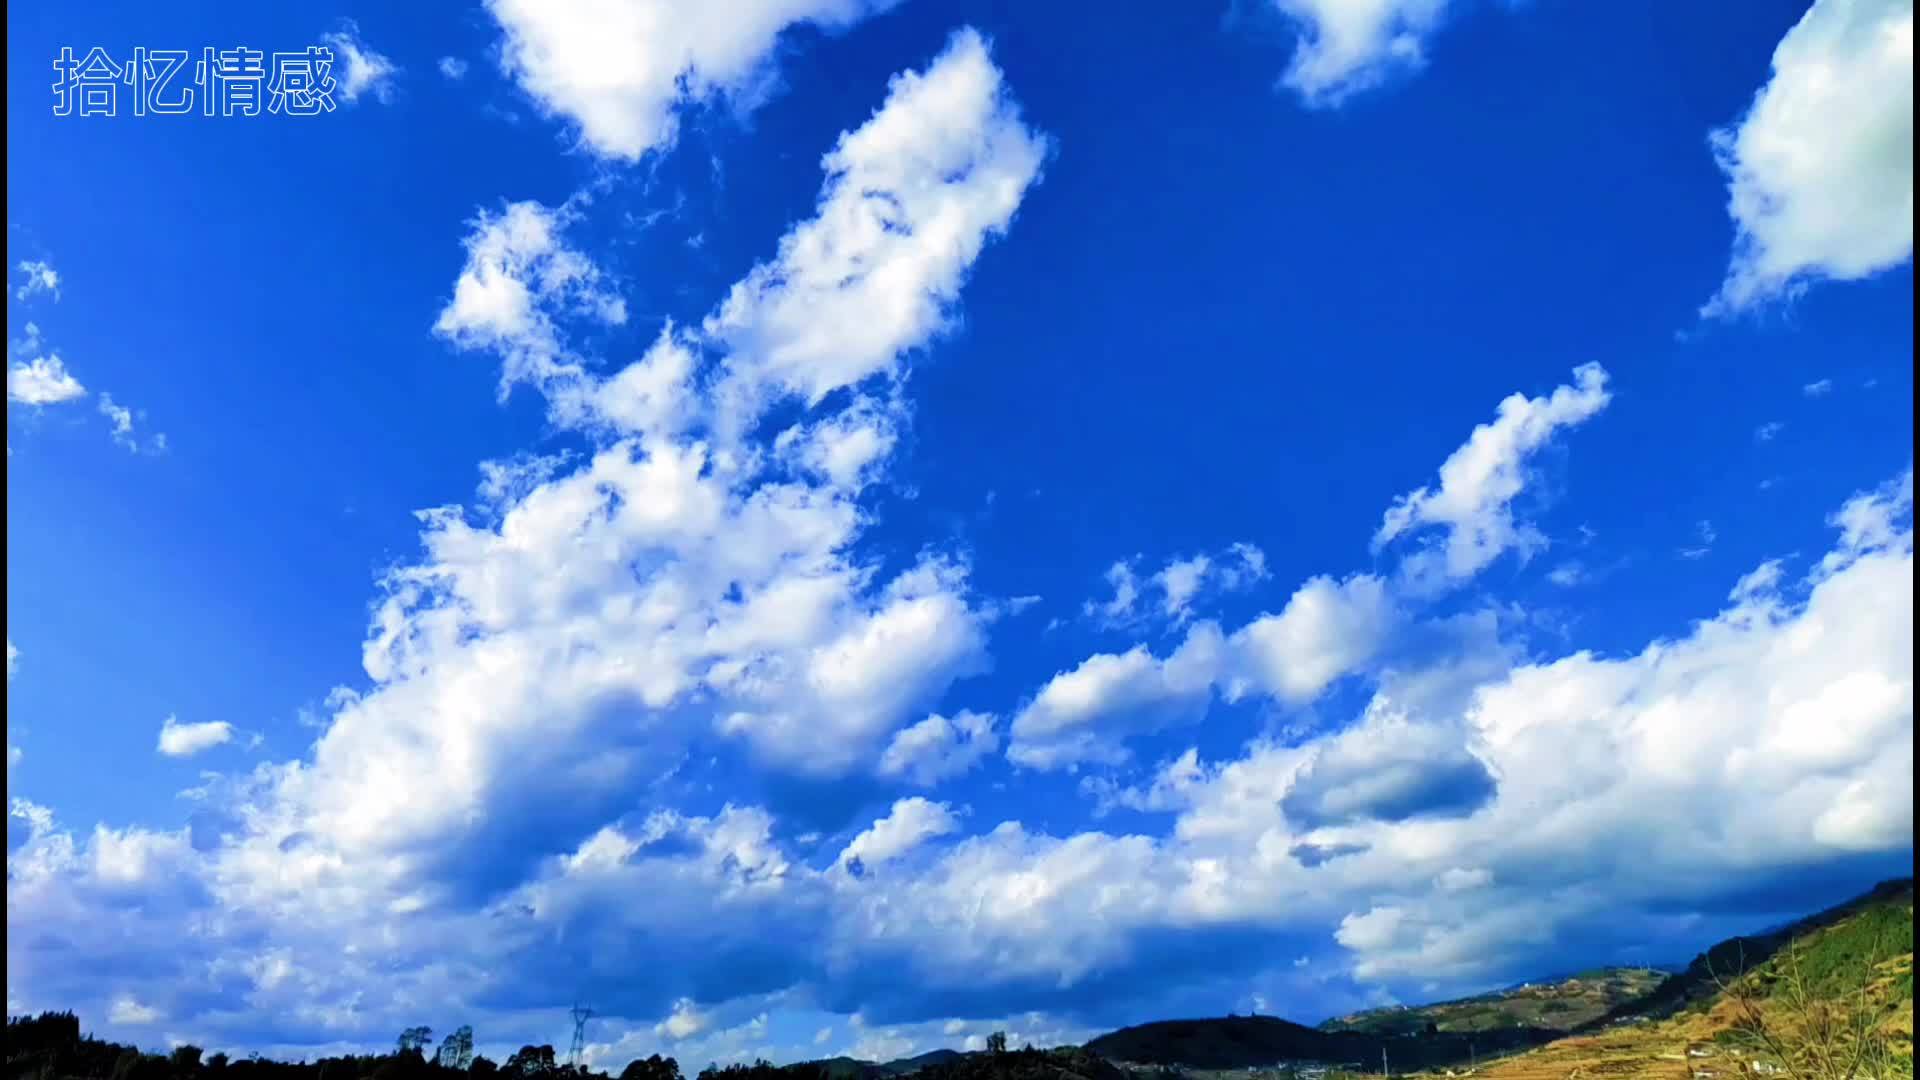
883, 1051, 963, 1073
804, 1049, 968, 1080
1319, 967, 1668, 1036
1082, 1012, 1549, 1071
1081, 878, 1915, 1073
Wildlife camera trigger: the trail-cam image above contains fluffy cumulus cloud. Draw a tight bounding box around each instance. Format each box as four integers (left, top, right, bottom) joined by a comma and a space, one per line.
227, 32, 1046, 908
434, 197, 630, 392
704, 31, 1050, 424
1004, 364, 1619, 773
878, 712, 1000, 787
7, 354, 85, 406
7, 15, 1915, 1067
837, 798, 960, 872
1704, 0, 1914, 315
156, 716, 234, 758
1262, 0, 1454, 105
482, 0, 902, 160
1373, 364, 1611, 590
0, 34, 1063, 1046
8, 451, 1912, 1060
1008, 628, 1227, 770
1010, 571, 1398, 770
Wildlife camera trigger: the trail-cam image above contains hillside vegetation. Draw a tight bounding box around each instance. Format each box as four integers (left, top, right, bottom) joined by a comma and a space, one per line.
1080, 879, 1913, 1077
1320, 968, 1669, 1036
1478, 879, 1914, 1080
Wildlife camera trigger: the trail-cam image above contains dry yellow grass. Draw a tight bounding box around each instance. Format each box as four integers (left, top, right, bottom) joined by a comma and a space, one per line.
1461, 971, 1915, 1080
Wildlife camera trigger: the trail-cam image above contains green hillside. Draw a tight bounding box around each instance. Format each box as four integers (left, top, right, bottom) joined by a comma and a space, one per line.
1479, 879, 1914, 1079
1591, 877, 1915, 1027
1318, 967, 1668, 1036
1082, 878, 1915, 1075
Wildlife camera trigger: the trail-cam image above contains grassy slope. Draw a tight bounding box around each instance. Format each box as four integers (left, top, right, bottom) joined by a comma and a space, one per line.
1476, 880, 1914, 1080
1320, 968, 1670, 1036
1078, 879, 1913, 1077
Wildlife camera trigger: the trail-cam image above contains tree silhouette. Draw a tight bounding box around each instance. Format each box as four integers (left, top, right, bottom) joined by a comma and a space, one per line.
505, 1045, 558, 1077
620, 1054, 682, 1080
396, 1028, 434, 1056
434, 1026, 476, 1071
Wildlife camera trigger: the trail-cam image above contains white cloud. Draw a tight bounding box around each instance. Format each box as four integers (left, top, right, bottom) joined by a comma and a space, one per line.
1264, 0, 1454, 106
1008, 624, 1227, 770
838, 797, 960, 871
322, 21, 400, 105
10, 9, 1915, 1050
6, 640, 16, 681
1374, 364, 1611, 590
8, 354, 86, 405
773, 396, 900, 491
1545, 561, 1587, 588
15, 260, 60, 302
157, 716, 234, 758
433, 199, 628, 394
1704, 0, 1914, 315
655, 998, 714, 1042
1013, 569, 1394, 771
97, 393, 163, 454
1804, 378, 1834, 397
1756, 420, 1785, 442
108, 997, 162, 1025
437, 56, 470, 81
4, 470, 1911, 1051
878, 712, 1000, 787
1818, 468, 1912, 579
165, 30, 1045, 885
1231, 573, 1397, 704
1089, 543, 1270, 628
1083, 560, 1143, 625
482, 0, 901, 161
706, 28, 1049, 427
1434, 867, 1491, 892
1155, 556, 1211, 621
1081, 748, 1207, 817
1153, 543, 1270, 624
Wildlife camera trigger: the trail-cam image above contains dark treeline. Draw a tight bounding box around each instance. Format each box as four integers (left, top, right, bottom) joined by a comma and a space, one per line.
5, 1013, 1133, 1080
4, 1012, 834, 1080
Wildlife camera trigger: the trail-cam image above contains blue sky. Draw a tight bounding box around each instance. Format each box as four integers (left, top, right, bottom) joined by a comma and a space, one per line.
5, 0, 1914, 1067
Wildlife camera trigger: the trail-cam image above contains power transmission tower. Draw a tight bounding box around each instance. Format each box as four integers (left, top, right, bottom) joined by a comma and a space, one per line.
568, 1004, 594, 1071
